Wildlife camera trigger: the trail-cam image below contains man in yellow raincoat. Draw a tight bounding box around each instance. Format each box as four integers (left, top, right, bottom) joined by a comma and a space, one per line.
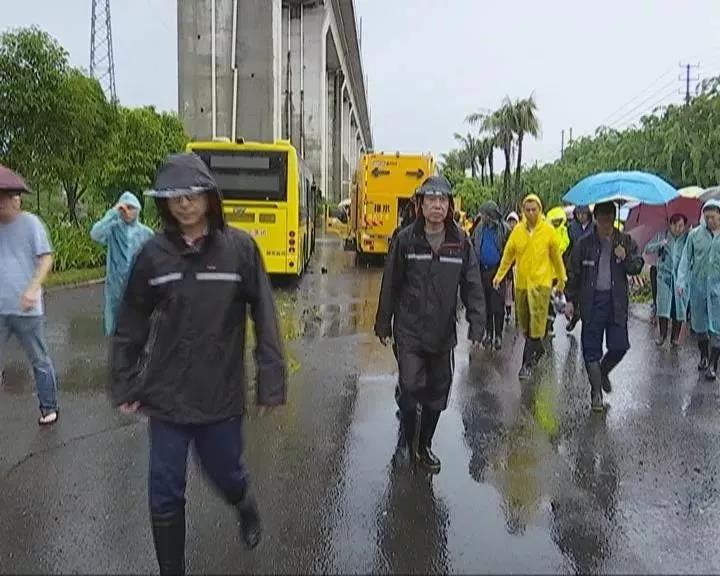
494, 195, 567, 381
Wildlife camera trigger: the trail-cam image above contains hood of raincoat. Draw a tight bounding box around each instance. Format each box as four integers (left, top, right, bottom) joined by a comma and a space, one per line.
546, 206, 568, 226
522, 193, 544, 213
119, 191, 142, 216
479, 200, 502, 224
546, 206, 570, 255
148, 153, 225, 232
703, 199, 720, 213
506, 211, 519, 223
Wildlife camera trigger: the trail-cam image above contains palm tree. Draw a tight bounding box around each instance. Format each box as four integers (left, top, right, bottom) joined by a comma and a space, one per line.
511, 95, 541, 195
440, 149, 470, 174
466, 111, 497, 187
453, 132, 480, 179
484, 100, 516, 201
481, 135, 496, 187
473, 137, 490, 185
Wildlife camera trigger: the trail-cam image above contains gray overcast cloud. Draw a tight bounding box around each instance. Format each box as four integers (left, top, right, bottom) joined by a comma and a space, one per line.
3, 0, 720, 165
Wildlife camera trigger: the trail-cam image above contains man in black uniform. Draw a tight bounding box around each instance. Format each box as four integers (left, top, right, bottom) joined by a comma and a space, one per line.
375, 175, 485, 473
110, 153, 286, 574
565, 201, 643, 412
390, 198, 418, 417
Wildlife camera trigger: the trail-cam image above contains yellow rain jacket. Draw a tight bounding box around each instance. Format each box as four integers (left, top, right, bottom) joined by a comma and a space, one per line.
494, 195, 567, 338
546, 206, 570, 256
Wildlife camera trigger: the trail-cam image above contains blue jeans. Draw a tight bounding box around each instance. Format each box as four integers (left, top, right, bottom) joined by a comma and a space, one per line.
149, 417, 249, 515
581, 291, 630, 364
0, 315, 58, 415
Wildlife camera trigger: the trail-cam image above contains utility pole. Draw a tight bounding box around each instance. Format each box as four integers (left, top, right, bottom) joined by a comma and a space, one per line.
569, 127, 573, 143
90, 0, 117, 102
679, 62, 699, 106
561, 129, 565, 158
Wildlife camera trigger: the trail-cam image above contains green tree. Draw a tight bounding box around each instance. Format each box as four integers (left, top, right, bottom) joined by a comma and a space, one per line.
485, 101, 516, 206
0, 27, 69, 208
466, 112, 497, 187
453, 132, 480, 179
454, 177, 492, 216
48, 70, 117, 223
452, 78, 720, 210
103, 106, 188, 202
511, 95, 540, 195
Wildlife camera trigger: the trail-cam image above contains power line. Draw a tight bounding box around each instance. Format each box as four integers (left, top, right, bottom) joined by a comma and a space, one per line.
611, 87, 679, 131
598, 67, 676, 127
606, 79, 678, 130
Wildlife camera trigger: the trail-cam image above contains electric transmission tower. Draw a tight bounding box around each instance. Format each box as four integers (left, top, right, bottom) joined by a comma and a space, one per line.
90, 0, 117, 102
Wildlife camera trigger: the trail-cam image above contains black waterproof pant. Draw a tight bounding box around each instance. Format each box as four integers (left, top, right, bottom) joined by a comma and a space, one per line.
480, 266, 504, 339
397, 347, 454, 412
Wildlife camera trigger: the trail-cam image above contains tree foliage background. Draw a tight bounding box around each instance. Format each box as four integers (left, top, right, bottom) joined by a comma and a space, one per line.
443, 82, 720, 217
0, 27, 188, 270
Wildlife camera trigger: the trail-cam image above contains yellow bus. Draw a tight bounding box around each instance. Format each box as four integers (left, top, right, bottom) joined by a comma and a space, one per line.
188, 139, 317, 276
349, 152, 436, 259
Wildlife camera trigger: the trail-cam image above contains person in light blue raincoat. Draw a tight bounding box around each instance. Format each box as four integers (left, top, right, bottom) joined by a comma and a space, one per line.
90, 192, 153, 336
644, 213, 690, 347
677, 199, 720, 380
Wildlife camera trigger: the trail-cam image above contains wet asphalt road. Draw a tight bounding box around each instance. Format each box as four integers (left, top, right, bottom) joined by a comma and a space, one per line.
2, 235, 720, 574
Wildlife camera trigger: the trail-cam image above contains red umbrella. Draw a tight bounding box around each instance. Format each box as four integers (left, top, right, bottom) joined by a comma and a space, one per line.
0, 164, 30, 194
624, 196, 702, 264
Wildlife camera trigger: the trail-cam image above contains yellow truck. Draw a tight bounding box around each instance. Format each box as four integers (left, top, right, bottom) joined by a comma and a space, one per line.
348, 152, 436, 259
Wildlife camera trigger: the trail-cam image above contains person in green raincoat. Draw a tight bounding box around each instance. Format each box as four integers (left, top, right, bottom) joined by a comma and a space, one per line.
547, 207, 571, 255
90, 191, 153, 336
545, 206, 570, 336
644, 213, 690, 347
677, 200, 720, 380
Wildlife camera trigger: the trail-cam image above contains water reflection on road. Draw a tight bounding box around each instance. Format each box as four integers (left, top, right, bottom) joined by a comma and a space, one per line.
0, 235, 718, 573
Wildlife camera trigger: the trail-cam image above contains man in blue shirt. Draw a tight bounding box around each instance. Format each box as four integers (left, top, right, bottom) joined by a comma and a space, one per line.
471, 201, 510, 350
0, 185, 58, 425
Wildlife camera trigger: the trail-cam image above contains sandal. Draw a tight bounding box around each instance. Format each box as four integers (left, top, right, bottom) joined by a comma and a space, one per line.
38, 411, 59, 426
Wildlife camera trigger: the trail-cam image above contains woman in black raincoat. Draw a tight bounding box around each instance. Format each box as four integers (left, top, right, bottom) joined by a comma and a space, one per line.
110, 153, 287, 574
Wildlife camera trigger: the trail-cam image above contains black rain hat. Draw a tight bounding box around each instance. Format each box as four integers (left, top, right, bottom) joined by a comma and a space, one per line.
145, 153, 217, 198
416, 175, 454, 197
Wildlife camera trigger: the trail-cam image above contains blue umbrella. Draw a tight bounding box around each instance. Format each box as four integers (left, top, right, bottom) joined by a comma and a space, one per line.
563, 171, 679, 206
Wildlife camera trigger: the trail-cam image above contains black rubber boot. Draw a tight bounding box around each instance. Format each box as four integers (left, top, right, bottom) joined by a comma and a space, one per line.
519, 340, 533, 381
585, 362, 605, 413
151, 509, 186, 576
235, 490, 262, 550
698, 339, 709, 371
532, 338, 547, 365
400, 409, 418, 463
417, 407, 441, 474
599, 351, 624, 394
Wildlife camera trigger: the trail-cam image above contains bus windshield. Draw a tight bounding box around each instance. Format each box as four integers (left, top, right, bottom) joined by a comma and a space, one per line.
196, 150, 288, 202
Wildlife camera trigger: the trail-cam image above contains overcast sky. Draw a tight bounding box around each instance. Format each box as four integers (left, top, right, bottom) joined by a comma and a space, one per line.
3, 0, 720, 166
